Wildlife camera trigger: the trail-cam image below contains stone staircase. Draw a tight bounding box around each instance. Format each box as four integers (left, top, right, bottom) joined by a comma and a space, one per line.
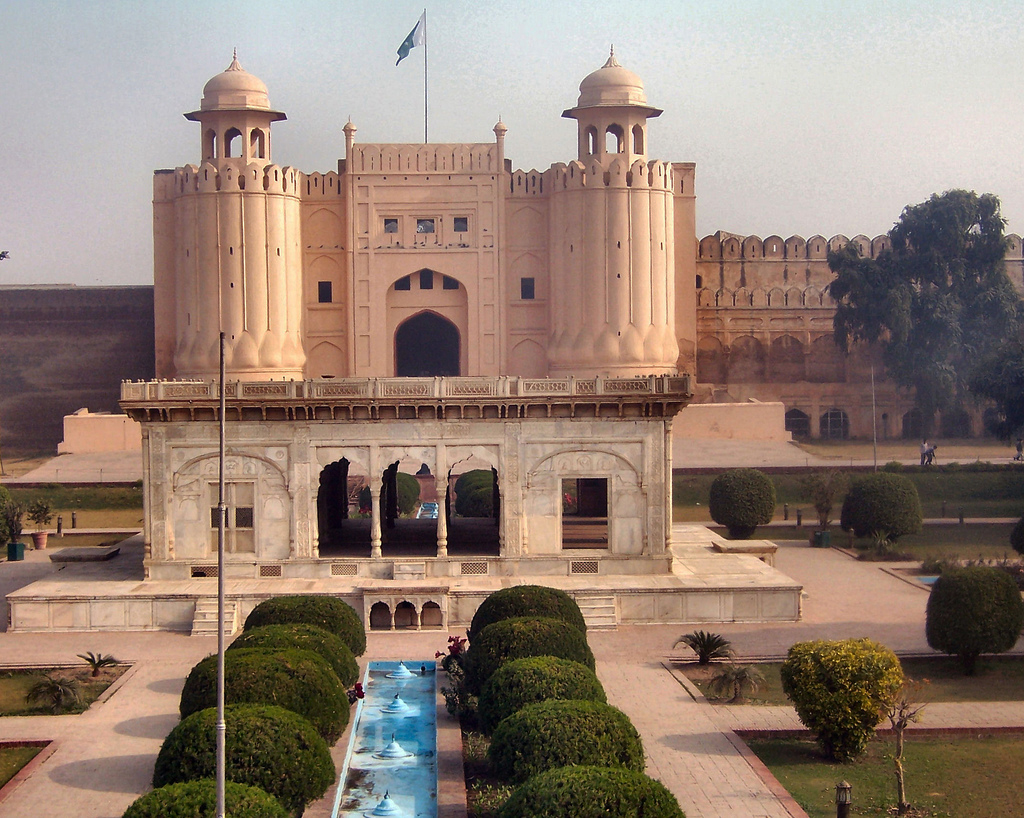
191, 597, 239, 636
577, 594, 617, 630
393, 561, 427, 581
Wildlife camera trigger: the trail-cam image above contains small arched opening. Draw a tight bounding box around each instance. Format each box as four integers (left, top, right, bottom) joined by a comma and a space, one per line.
369, 602, 392, 630
605, 124, 624, 154
585, 126, 598, 155
631, 124, 644, 155
203, 129, 217, 161
224, 127, 242, 158
785, 409, 811, 438
249, 128, 266, 159
394, 601, 417, 630
421, 601, 443, 629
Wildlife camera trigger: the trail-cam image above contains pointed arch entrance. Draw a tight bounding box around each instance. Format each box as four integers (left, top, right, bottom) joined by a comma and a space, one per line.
395, 312, 461, 376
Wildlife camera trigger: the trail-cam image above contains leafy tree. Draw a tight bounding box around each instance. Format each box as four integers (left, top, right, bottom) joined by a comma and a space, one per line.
970, 340, 1024, 440
801, 470, 847, 530
829, 190, 1022, 425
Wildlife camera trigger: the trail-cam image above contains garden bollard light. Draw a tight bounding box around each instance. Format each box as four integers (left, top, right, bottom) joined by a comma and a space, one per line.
835, 780, 851, 818
941, 500, 946, 518
958, 508, 964, 525
795, 509, 802, 528
56, 515, 63, 536
783, 503, 789, 520
71, 511, 77, 529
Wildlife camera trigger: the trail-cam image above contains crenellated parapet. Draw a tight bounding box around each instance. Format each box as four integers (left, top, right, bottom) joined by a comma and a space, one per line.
347, 143, 499, 174
162, 162, 303, 196
511, 158, 676, 197
698, 231, 892, 261
697, 286, 835, 309
301, 171, 343, 200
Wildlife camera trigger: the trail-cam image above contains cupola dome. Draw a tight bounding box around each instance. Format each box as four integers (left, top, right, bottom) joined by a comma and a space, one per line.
577, 49, 648, 108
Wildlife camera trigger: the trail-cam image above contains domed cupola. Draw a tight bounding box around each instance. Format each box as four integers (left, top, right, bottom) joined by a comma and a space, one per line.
185, 51, 286, 164
563, 48, 661, 164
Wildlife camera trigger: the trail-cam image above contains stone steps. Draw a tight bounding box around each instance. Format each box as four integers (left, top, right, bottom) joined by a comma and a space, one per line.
577, 594, 617, 630
191, 597, 239, 636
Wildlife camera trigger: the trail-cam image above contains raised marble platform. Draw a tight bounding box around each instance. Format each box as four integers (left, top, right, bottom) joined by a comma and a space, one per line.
6, 525, 801, 633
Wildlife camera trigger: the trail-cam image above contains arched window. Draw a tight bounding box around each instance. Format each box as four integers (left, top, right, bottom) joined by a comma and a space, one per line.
785, 409, 811, 438
224, 127, 242, 158
605, 124, 624, 154
369, 602, 392, 630
394, 601, 417, 629
585, 126, 598, 155
249, 128, 266, 159
203, 129, 217, 161
631, 124, 644, 154
820, 408, 850, 440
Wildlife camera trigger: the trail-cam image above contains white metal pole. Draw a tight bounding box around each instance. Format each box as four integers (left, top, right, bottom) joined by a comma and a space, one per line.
216, 331, 226, 818
871, 365, 878, 471
423, 9, 428, 143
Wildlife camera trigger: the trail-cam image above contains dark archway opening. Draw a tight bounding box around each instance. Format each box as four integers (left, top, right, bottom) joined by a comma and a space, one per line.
396, 312, 460, 376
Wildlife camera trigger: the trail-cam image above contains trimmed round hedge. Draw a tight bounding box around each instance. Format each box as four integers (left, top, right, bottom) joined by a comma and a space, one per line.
468, 585, 587, 643
708, 468, 775, 539
243, 594, 366, 656
489, 699, 644, 783
153, 705, 334, 818
228, 623, 359, 687
496, 766, 685, 818
1011, 515, 1024, 554
454, 469, 495, 517
179, 648, 349, 743
478, 656, 606, 734
839, 473, 922, 541
464, 616, 595, 695
123, 779, 289, 818
926, 565, 1024, 675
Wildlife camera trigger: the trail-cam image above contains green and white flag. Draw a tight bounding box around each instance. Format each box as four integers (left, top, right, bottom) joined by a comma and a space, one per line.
396, 12, 425, 65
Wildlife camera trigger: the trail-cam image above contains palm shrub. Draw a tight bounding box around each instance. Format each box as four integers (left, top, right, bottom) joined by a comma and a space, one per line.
228, 624, 359, 686
708, 468, 775, 539
478, 656, 606, 734
925, 566, 1024, 675
496, 766, 685, 818
780, 638, 903, 761
243, 594, 366, 656
674, 630, 732, 664
77, 651, 119, 677
839, 473, 922, 542
708, 664, 766, 703
468, 585, 587, 642
27, 674, 82, 713
463, 616, 595, 695
488, 699, 644, 783
153, 704, 333, 818
179, 648, 349, 743
122, 779, 288, 818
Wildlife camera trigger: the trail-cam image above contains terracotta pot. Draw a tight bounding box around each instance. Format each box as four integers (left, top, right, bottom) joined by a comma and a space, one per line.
31, 531, 48, 550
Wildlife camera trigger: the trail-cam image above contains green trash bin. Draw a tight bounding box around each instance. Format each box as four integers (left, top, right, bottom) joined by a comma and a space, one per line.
7, 541, 25, 561
811, 530, 831, 548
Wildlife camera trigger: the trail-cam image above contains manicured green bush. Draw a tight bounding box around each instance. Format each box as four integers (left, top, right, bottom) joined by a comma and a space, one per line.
153, 705, 333, 817
123, 779, 288, 818
468, 585, 587, 643
179, 648, 349, 743
243, 594, 366, 656
496, 766, 685, 818
708, 468, 775, 539
489, 699, 644, 783
780, 638, 903, 761
1011, 515, 1024, 555
839, 473, 923, 541
478, 656, 606, 734
454, 469, 495, 517
925, 566, 1024, 674
464, 616, 594, 695
228, 623, 359, 686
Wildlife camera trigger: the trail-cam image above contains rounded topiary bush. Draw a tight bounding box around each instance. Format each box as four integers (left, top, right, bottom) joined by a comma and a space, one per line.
228, 623, 359, 687
464, 616, 594, 695
179, 648, 349, 743
243, 594, 366, 656
489, 699, 644, 784
357, 471, 420, 516
478, 655, 606, 734
496, 766, 685, 818
839, 473, 922, 541
454, 469, 495, 517
708, 468, 775, 539
123, 779, 289, 818
153, 705, 334, 818
780, 638, 903, 761
468, 585, 587, 643
1011, 515, 1024, 555
926, 565, 1024, 675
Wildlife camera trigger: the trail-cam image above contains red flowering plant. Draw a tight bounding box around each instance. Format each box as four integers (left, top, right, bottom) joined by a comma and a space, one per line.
346, 682, 365, 705
435, 635, 467, 673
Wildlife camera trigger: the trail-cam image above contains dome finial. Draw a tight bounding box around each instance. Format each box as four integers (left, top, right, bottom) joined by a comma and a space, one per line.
603, 45, 621, 69
227, 48, 243, 72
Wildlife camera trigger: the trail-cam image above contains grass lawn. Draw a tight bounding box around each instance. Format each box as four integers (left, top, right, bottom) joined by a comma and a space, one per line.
0, 746, 41, 788
749, 734, 1024, 817
683, 655, 1024, 706
0, 666, 127, 716
8, 486, 144, 531
462, 730, 513, 818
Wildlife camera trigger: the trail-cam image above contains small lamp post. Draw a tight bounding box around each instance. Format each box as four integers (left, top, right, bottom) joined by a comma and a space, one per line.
835, 780, 852, 818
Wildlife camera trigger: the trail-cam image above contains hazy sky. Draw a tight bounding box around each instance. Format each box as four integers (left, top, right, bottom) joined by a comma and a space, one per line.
2, 0, 1022, 286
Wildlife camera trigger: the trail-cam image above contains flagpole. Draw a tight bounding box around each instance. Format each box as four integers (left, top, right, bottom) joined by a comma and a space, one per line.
423, 8, 428, 143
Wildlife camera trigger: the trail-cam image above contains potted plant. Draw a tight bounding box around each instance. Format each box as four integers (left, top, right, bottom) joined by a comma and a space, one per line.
27, 499, 53, 550
2, 498, 24, 561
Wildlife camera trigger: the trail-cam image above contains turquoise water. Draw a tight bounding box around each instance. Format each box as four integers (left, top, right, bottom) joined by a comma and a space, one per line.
332, 660, 438, 818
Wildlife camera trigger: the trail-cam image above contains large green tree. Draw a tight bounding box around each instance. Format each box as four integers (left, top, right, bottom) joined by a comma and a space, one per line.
829, 190, 1022, 425
970, 340, 1024, 439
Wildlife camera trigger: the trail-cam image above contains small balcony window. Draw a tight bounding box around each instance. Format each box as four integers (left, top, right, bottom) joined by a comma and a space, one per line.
416, 218, 435, 234
384, 218, 399, 234
520, 277, 536, 300
317, 281, 333, 303
453, 216, 468, 232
